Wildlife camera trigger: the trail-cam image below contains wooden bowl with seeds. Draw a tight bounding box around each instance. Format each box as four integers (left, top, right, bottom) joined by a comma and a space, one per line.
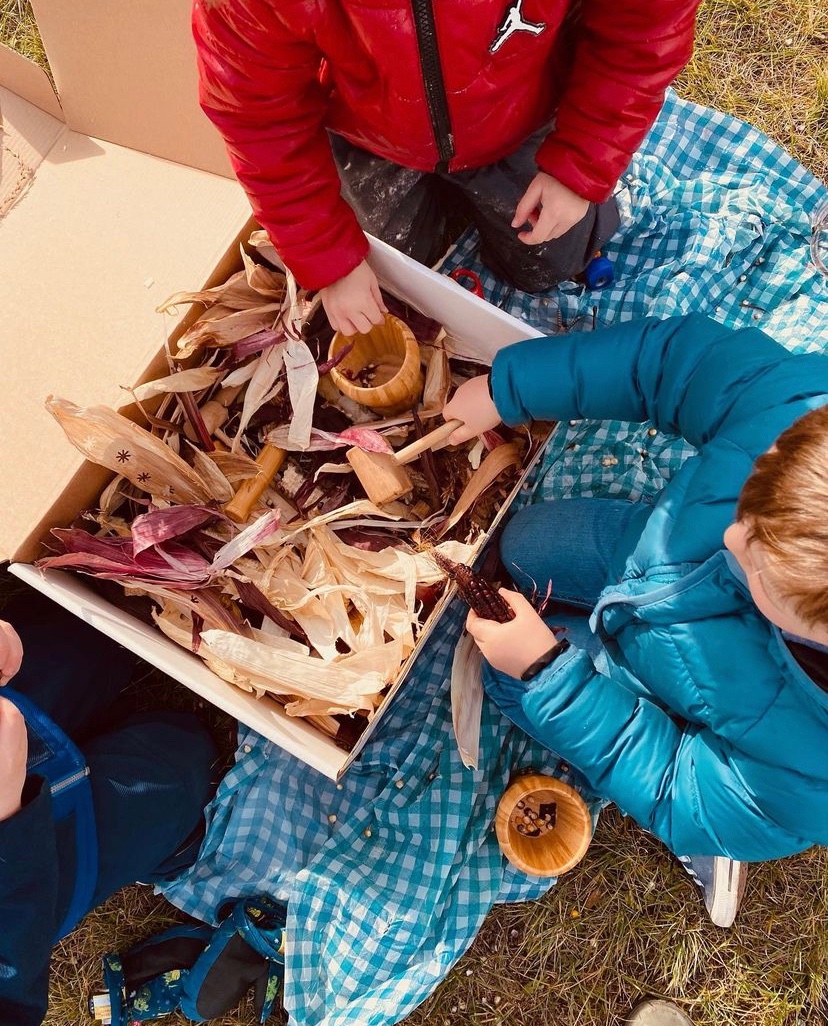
328, 313, 424, 415
495, 773, 592, 877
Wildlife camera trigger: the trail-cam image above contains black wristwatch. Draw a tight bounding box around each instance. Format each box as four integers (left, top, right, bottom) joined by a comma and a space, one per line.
520, 638, 570, 681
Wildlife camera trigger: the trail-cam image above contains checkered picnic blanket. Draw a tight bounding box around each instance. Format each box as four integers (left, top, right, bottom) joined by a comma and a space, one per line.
160, 90, 828, 1026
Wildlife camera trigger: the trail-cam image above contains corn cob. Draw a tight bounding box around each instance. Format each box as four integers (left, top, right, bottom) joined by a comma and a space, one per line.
431, 551, 515, 623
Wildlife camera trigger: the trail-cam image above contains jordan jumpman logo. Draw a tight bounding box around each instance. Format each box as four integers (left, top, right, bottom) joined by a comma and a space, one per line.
490, 0, 547, 54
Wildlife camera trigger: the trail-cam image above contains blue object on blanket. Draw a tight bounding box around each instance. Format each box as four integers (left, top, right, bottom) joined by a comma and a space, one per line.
583, 253, 614, 289
94, 896, 286, 1025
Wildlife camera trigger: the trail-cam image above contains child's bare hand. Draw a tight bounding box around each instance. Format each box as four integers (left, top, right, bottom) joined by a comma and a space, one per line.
513, 172, 590, 245
0, 620, 23, 686
320, 260, 388, 336
442, 375, 501, 444
466, 589, 558, 678
0, 697, 27, 822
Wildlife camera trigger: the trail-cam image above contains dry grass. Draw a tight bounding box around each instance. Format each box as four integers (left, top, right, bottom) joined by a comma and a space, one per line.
2, 0, 827, 1023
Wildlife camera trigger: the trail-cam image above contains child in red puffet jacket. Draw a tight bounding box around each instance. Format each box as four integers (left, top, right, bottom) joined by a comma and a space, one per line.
193, 0, 699, 333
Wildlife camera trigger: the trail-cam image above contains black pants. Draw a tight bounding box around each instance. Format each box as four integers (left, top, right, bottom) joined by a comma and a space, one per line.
331, 125, 620, 293
7, 589, 219, 906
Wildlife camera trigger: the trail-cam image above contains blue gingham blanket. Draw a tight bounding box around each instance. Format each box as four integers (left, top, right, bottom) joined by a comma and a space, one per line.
160, 90, 828, 1026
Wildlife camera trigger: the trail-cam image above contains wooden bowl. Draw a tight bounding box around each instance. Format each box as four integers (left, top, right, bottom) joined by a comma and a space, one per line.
328, 314, 424, 415
495, 773, 592, 877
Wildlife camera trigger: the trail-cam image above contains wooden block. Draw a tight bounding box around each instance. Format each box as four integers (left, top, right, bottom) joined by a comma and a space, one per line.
346, 446, 413, 506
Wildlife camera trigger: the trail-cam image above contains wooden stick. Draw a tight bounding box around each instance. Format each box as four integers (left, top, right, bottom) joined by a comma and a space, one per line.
394, 420, 462, 466
224, 444, 287, 522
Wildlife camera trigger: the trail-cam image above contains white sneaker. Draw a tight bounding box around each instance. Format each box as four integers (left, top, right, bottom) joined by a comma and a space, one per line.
627, 999, 694, 1025
677, 854, 747, 928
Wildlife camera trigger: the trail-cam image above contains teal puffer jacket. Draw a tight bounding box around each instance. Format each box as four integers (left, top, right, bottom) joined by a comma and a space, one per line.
486, 314, 828, 861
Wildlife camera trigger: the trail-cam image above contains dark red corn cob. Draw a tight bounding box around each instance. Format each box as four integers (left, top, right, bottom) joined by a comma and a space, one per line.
431, 551, 516, 623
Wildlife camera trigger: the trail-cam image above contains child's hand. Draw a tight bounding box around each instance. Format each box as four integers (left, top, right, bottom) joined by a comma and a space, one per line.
0, 697, 27, 822
0, 620, 23, 686
442, 375, 501, 444
512, 172, 590, 245
466, 589, 559, 678
320, 260, 388, 337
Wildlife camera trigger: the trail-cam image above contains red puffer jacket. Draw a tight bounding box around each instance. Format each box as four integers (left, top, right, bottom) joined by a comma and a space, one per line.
194, 0, 699, 290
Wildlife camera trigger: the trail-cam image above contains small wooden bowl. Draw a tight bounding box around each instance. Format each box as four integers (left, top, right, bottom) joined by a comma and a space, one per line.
328, 314, 424, 415
495, 773, 592, 877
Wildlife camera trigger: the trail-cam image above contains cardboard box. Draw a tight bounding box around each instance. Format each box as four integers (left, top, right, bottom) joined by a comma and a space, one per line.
2, 1, 539, 778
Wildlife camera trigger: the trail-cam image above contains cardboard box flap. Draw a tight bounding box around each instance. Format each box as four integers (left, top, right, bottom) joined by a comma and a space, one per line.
30, 0, 232, 177
0, 42, 63, 120
1, 80, 64, 216
0, 80, 252, 564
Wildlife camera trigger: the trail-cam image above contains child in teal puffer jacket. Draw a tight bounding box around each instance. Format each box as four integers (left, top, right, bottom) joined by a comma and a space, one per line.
443, 313, 828, 928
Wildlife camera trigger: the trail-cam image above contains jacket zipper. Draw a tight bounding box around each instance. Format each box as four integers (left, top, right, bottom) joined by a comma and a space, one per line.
51, 766, 90, 796
410, 0, 455, 171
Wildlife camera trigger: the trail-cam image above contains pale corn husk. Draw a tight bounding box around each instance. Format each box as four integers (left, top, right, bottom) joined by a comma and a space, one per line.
175, 304, 285, 360
435, 442, 522, 539
46, 396, 213, 505
234, 344, 285, 448
199, 629, 384, 711
157, 249, 286, 314
207, 449, 262, 486
284, 337, 319, 450
187, 445, 235, 504
451, 630, 484, 770
422, 342, 451, 410
130, 366, 224, 402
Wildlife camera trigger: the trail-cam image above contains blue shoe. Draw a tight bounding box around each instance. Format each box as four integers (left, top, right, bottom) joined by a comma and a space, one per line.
677, 855, 746, 927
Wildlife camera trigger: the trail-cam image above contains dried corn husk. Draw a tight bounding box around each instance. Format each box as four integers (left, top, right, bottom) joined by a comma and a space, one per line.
157, 249, 286, 314
435, 442, 522, 538
451, 630, 484, 770
234, 343, 285, 447
46, 396, 214, 504
175, 305, 285, 360
199, 629, 384, 713
422, 343, 451, 411
130, 366, 224, 402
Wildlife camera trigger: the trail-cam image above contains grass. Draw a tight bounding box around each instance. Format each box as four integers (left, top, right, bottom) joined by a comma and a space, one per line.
2, 1, 827, 1024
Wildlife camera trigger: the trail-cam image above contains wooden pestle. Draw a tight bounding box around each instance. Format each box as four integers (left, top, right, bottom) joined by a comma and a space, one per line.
224, 444, 287, 523
346, 419, 462, 506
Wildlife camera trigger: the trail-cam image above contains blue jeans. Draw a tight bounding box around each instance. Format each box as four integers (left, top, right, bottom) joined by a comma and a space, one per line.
499, 498, 652, 650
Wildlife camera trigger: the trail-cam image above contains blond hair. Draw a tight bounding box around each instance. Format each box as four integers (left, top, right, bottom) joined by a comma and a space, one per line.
737, 404, 828, 627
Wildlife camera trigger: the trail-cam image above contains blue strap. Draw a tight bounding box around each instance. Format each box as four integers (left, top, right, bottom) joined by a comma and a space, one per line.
2, 688, 98, 939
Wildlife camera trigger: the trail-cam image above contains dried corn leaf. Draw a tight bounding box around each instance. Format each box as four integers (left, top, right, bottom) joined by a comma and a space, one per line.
451, 630, 484, 770
199, 630, 384, 708
46, 396, 213, 504
234, 343, 285, 447
158, 253, 286, 314
188, 446, 235, 504
265, 425, 392, 454
284, 336, 318, 450
207, 449, 261, 486
176, 304, 285, 360
435, 442, 522, 539
130, 367, 224, 402
240, 248, 288, 300
422, 344, 451, 410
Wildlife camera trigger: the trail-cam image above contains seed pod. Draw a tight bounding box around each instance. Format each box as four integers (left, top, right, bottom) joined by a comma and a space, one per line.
431, 551, 515, 623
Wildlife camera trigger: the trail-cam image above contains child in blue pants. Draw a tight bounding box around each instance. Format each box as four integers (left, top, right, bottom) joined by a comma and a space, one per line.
443, 313, 828, 928
0, 588, 219, 1026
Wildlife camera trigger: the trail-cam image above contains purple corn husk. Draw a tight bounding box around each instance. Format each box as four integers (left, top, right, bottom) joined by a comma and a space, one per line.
131, 504, 229, 555
233, 578, 308, 641
230, 328, 285, 363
